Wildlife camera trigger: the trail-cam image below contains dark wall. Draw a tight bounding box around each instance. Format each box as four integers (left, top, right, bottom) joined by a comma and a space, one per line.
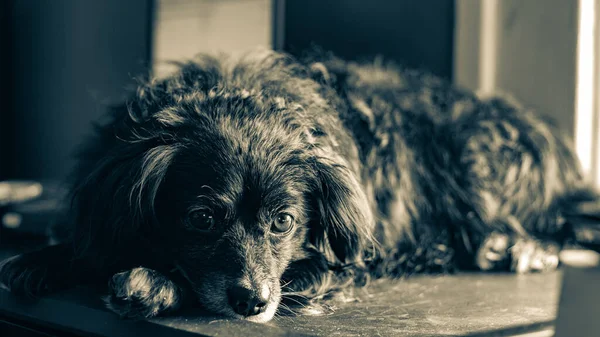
2, 0, 153, 181
0, 1, 15, 180
281, 0, 455, 80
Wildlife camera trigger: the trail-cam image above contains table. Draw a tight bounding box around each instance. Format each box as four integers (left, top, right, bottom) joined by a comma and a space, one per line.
0, 272, 560, 337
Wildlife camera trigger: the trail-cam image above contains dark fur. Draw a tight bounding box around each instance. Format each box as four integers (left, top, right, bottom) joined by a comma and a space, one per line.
1, 50, 596, 322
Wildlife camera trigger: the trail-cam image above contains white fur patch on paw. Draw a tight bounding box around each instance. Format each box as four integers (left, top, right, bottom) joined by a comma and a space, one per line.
510, 239, 560, 273
476, 233, 510, 271
106, 267, 181, 319
476, 233, 560, 273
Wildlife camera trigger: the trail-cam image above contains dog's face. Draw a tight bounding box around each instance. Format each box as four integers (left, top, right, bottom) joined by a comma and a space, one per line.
73, 53, 374, 322
156, 117, 314, 322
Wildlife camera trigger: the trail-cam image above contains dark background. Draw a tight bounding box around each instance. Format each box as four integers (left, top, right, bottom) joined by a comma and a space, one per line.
281, 0, 454, 79
0, 0, 455, 182
1, 0, 154, 181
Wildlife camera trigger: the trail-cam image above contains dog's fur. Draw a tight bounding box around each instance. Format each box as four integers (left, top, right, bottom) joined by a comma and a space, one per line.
0, 50, 597, 322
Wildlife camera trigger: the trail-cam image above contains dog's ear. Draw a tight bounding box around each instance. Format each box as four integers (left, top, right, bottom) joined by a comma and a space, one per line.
69, 58, 225, 266
309, 151, 375, 266
71, 107, 180, 266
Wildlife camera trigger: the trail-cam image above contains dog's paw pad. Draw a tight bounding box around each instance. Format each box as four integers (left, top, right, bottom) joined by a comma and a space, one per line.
476, 233, 511, 271
106, 268, 180, 319
510, 239, 560, 273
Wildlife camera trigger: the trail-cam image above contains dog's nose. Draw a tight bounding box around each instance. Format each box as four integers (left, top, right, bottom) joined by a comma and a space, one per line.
227, 286, 269, 316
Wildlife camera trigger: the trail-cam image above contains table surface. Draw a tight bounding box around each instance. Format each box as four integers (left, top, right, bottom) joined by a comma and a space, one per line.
0, 271, 560, 337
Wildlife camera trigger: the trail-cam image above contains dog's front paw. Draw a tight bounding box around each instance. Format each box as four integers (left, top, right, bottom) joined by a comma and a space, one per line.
475, 232, 511, 271
476, 233, 560, 273
509, 239, 560, 273
0, 255, 57, 297
106, 267, 182, 319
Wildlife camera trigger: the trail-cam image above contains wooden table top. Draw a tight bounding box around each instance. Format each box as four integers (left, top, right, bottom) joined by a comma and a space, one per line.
0, 272, 560, 337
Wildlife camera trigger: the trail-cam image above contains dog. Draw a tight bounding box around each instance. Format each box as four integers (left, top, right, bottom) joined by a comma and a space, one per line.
0, 49, 597, 323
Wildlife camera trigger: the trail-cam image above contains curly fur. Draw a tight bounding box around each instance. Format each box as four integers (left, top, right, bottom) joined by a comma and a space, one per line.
0, 49, 597, 322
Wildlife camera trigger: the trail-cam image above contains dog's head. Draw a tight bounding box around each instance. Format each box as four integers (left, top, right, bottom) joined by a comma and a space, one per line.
72, 51, 374, 322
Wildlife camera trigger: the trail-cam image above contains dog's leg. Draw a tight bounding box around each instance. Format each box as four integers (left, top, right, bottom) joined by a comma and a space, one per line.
106, 267, 189, 319
278, 249, 333, 316
0, 243, 76, 297
476, 232, 560, 273
369, 226, 457, 278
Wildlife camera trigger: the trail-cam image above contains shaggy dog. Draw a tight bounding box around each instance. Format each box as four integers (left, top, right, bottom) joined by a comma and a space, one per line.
0, 50, 597, 323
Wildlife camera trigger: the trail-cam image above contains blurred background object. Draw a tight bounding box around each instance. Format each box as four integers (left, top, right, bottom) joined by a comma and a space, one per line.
555, 249, 600, 337
280, 0, 455, 79
1, 0, 153, 182
0, 180, 68, 260
0, 181, 43, 207
153, 0, 272, 76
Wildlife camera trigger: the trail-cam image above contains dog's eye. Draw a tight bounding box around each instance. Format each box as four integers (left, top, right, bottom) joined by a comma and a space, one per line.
188, 210, 216, 231
271, 213, 294, 234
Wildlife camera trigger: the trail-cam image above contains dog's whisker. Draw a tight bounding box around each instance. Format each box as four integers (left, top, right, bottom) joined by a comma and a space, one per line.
279, 279, 294, 289
281, 292, 310, 301
276, 302, 300, 318
281, 296, 309, 308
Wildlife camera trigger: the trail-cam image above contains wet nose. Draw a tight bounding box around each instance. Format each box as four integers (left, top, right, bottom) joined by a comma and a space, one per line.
227, 286, 269, 316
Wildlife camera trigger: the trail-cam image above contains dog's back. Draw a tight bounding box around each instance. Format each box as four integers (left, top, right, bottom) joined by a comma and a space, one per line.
307, 55, 597, 274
